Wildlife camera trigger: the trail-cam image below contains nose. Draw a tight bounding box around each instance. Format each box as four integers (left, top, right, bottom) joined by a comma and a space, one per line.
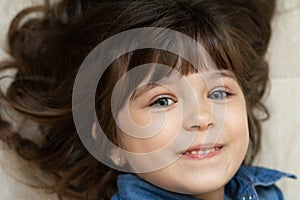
183, 98, 214, 132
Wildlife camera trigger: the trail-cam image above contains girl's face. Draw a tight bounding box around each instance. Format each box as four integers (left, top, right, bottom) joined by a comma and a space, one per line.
116, 69, 249, 199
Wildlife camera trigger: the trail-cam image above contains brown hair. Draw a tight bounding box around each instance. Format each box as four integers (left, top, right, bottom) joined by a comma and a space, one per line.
0, 0, 275, 199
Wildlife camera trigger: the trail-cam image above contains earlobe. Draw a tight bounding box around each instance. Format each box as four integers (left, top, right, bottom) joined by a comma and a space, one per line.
109, 148, 127, 167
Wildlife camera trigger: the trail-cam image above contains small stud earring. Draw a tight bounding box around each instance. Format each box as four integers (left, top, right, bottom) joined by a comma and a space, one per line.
117, 156, 121, 166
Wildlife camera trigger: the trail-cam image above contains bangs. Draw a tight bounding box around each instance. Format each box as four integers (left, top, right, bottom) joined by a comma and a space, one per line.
102, 29, 232, 114
125, 32, 230, 84
125, 26, 232, 80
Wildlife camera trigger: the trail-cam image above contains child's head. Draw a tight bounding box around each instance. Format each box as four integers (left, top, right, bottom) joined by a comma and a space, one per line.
0, 0, 275, 199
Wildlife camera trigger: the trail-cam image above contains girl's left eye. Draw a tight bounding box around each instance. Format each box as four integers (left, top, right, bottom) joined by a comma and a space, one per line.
208, 89, 231, 100
150, 97, 176, 108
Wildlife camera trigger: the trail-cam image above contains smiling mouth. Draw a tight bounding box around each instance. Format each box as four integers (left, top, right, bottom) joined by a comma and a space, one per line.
183, 146, 221, 156
181, 144, 223, 159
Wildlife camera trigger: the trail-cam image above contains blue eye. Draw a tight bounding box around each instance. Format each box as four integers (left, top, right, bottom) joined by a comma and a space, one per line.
209, 90, 231, 100
151, 97, 175, 108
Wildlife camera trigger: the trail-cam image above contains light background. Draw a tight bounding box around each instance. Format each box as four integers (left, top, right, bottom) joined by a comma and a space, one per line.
0, 0, 299, 199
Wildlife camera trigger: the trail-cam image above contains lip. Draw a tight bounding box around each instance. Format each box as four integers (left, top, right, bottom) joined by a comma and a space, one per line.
181, 143, 224, 160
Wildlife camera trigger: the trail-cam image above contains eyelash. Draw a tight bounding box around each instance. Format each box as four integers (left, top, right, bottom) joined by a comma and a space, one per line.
208, 89, 233, 100
150, 95, 177, 108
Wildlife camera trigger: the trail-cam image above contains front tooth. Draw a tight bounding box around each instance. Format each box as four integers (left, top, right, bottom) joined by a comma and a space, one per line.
188, 148, 216, 155
198, 150, 206, 154
204, 149, 211, 154
199, 149, 214, 154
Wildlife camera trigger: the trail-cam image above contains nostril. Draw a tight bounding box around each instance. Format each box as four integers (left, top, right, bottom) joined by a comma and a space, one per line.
190, 124, 201, 130
190, 120, 214, 130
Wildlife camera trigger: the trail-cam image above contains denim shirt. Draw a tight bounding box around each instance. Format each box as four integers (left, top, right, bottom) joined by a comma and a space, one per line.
112, 165, 296, 200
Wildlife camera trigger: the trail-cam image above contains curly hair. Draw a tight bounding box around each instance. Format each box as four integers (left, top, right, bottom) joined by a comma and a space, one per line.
0, 0, 275, 199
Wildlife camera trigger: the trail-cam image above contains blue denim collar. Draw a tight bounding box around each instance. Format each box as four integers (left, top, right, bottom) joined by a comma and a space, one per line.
225, 165, 296, 200
113, 173, 197, 200
112, 165, 296, 200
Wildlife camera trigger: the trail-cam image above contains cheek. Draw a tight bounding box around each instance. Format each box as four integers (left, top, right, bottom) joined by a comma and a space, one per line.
129, 107, 152, 127
121, 109, 182, 153
226, 99, 249, 152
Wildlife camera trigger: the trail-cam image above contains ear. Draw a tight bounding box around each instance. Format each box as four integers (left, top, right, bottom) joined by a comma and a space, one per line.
91, 122, 98, 140
92, 122, 127, 167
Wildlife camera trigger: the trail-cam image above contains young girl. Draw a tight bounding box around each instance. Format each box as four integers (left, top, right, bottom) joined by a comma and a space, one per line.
0, 0, 296, 199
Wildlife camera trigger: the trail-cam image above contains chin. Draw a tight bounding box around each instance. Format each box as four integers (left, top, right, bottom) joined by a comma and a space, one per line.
159, 176, 227, 196
192, 175, 230, 194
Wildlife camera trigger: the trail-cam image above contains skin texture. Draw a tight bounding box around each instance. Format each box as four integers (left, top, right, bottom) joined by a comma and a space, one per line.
116, 70, 249, 200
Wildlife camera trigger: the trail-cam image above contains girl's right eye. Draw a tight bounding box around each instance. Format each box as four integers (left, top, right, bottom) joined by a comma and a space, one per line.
150, 96, 176, 108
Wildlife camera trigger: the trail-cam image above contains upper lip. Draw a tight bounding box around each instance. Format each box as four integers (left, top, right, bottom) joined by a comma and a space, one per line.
183, 143, 223, 154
